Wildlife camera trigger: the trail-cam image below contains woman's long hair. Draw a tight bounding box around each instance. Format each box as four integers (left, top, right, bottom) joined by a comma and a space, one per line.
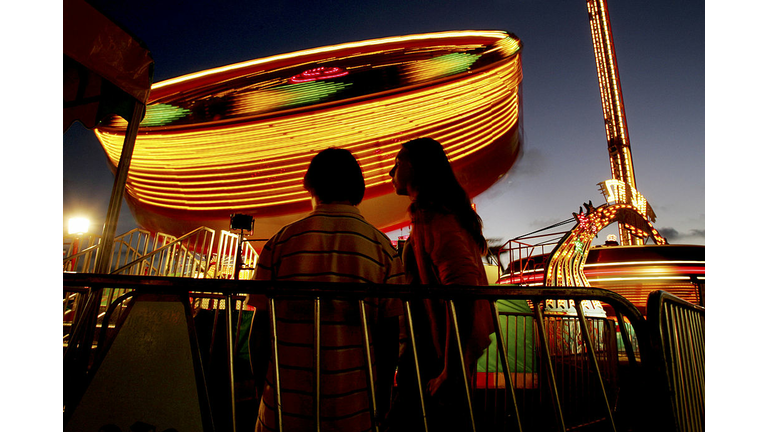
402, 138, 487, 253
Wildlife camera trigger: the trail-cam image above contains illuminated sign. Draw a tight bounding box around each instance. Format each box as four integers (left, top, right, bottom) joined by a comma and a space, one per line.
598, 179, 656, 222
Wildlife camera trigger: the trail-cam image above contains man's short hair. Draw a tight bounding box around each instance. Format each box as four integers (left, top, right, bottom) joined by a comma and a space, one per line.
303, 148, 365, 205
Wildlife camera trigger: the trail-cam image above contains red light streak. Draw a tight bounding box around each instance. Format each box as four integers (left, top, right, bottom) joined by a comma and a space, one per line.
288, 66, 349, 83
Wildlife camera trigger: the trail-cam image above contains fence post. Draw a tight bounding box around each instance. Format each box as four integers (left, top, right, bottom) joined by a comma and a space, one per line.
574, 302, 617, 432
226, 293, 238, 432
448, 300, 477, 432
532, 300, 566, 432
359, 299, 379, 432
403, 300, 429, 431
314, 298, 321, 431
489, 300, 523, 431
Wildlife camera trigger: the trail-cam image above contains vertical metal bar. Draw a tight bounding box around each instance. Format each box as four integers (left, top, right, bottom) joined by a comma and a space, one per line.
209, 300, 221, 369
692, 309, 705, 430
489, 301, 523, 431
178, 238, 189, 277
403, 300, 428, 432
575, 302, 616, 432
677, 307, 695, 432
269, 297, 283, 432
532, 300, 566, 432
191, 230, 202, 277
671, 307, 687, 431
664, 303, 684, 429
204, 231, 214, 279
314, 297, 321, 432
521, 315, 526, 394
234, 297, 245, 356
114, 233, 124, 272
148, 236, 159, 276
682, 309, 701, 432
171, 242, 180, 275
488, 318, 495, 421
614, 311, 637, 367
189, 231, 200, 277
358, 299, 379, 432
564, 318, 571, 409
689, 309, 703, 432
226, 294, 238, 432
160, 242, 170, 276
447, 300, 476, 432
93, 99, 143, 275
215, 232, 225, 279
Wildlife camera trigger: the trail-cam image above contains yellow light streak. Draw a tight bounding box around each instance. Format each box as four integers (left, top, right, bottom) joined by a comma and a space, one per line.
584, 260, 705, 268
587, 276, 692, 282
95, 32, 521, 213
152, 31, 510, 90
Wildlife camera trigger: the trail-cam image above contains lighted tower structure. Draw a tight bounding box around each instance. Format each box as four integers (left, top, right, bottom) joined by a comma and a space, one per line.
587, 0, 653, 245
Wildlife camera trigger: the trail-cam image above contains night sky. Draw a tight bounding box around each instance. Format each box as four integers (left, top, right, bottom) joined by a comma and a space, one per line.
62, 0, 705, 247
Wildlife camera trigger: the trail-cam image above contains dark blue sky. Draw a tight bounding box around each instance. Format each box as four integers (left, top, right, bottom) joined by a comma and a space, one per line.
63, 0, 705, 245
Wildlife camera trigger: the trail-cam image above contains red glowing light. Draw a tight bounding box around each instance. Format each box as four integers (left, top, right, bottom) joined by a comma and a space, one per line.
289, 66, 349, 83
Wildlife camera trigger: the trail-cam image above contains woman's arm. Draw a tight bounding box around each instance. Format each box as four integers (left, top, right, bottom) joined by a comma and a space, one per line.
427, 301, 451, 396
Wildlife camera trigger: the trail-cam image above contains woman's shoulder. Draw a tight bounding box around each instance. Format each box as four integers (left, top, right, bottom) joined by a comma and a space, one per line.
417, 210, 462, 232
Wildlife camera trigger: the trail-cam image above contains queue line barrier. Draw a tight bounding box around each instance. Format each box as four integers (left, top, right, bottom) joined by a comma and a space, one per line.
63, 274, 703, 432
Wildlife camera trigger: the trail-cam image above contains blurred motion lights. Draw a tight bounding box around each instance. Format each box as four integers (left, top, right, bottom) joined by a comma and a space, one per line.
94, 30, 523, 238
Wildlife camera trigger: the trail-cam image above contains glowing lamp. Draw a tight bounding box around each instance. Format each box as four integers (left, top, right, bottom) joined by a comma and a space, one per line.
68, 217, 90, 236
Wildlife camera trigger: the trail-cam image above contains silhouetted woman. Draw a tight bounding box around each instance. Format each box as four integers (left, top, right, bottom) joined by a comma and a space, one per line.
387, 137, 494, 430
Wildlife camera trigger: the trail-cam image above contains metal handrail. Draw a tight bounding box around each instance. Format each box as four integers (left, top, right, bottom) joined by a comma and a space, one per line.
646, 290, 705, 432
111, 227, 215, 276
496, 232, 568, 284
63, 273, 664, 432
63, 243, 100, 263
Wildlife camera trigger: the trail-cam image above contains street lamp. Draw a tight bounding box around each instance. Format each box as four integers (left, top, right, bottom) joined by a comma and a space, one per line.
67, 217, 90, 272
68, 217, 90, 235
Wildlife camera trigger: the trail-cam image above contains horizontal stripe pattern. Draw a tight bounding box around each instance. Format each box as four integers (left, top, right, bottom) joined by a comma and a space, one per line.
251, 204, 404, 432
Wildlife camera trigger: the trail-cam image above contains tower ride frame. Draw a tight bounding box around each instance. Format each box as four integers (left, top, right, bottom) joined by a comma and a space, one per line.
586, 0, 647, 245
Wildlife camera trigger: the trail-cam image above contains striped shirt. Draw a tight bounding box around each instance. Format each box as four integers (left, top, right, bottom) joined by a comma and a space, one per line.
247, 204, 404, 432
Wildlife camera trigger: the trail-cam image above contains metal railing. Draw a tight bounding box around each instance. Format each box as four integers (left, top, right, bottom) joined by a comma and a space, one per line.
496, 230, 568, 285
63, 233, 101, 273
646, 291, 705, 432
213, 230, 259, 281
109, 228, 156, 275
111, 227, 216, 277
63, 274, 702, 432
62, 228, 262, 372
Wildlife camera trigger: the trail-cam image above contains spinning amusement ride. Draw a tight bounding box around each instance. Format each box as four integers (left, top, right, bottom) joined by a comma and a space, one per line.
93, 30, 523, 241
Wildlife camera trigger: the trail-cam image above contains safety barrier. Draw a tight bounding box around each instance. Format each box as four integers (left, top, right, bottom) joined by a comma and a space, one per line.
646, 291, 705, 432
62, 228, 260, 353
62, 274, 702, 432
63, 227, 261, 279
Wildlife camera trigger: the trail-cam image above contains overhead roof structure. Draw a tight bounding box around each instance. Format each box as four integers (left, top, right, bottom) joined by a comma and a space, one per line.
64, 0, 154, 272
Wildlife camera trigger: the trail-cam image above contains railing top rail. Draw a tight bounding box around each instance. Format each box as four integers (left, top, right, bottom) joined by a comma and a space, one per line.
63, 243, 100, 262
63, 273, 646, 324
647, 290, 705, 314
114, 227, 152, 238
499, 236, 565, 250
